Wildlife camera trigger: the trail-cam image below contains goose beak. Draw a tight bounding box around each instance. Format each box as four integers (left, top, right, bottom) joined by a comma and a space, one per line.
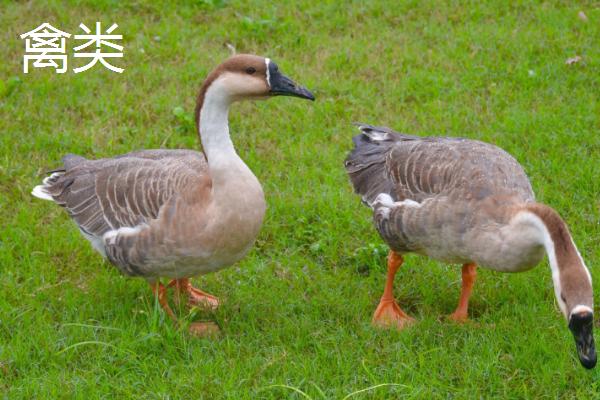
268, 66, 314, 101
569, 311, 597, 369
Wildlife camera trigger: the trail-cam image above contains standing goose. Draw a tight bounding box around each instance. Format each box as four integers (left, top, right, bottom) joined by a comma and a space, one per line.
345, 123, 595, 369
32, 54, 314, 333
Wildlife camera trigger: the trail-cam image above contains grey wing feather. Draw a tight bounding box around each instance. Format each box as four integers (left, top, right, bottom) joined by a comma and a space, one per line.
344, 124, 410, 205
43, 149, 209, 238
385, 137, 533, 202
345, 124, 534, 252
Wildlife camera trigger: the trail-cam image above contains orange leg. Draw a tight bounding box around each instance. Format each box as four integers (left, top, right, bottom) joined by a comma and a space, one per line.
372, 250, 415, 329
149, 281, 177, 322
449, 263, 477, 322
168, 278, 220, 310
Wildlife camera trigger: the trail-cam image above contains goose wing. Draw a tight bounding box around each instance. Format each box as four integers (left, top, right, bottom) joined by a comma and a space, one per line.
346, 124, 534, 252
385, 136, 534, 203
33, 150, 211, 274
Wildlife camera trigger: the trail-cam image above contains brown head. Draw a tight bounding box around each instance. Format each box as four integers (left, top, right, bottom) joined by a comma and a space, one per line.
195, 54, 314, 129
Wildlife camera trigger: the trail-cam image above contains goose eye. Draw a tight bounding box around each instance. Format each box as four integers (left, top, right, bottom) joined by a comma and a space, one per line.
245, 67, 256, 75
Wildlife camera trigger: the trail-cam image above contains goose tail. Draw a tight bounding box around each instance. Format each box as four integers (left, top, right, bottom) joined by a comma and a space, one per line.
344, 123, 410, 207
31, 154, 87, 202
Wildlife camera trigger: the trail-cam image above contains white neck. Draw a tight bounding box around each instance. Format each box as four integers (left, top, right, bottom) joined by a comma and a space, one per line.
513, 210, 592, 317
516, 211, 566, 314
198, 78, 239, 168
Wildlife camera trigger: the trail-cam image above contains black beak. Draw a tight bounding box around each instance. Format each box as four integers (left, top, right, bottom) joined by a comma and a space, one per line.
569, 311, 597, 369
268, 62, 314, 101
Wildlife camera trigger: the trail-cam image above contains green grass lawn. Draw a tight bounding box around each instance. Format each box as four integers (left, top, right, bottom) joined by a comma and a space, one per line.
1, 0, 600, 398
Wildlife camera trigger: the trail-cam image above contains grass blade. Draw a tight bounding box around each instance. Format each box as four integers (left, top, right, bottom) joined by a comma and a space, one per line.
342, 383, 410, 400
261, 384, 313, 400
57, 341, 134, 355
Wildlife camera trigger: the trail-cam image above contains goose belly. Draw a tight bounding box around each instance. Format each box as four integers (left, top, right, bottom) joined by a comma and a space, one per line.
136, 226, 262, 279
77, 202, 265, 279
463, 227, 545, 272
406, 222, 545, 272
151, 243, 257, 278
471, 242, 545, 272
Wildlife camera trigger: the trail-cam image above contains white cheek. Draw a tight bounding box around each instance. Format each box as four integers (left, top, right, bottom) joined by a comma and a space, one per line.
221, 72, 267, 97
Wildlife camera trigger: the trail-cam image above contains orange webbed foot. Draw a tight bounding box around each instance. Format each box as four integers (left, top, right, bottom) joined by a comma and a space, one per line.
187, 286, 220, 310
447, 311, 469, 323
168, 278, 220, 310
372, 298, 415, 330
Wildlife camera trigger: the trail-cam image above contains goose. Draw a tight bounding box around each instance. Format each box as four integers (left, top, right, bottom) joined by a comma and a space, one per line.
32, 54, 314, 334
345, 123, 596, 369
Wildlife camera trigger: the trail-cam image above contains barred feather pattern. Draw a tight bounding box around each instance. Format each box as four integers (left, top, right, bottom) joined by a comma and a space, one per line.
345, 123, 536, 264
35, 150, 213, 276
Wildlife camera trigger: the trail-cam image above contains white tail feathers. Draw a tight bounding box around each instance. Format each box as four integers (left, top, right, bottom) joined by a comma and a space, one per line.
32, 172, 63, 201
31, 185, 53, 201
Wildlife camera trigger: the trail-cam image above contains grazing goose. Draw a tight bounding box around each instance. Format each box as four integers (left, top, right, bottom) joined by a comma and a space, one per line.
345, 123, 596, 369
32, 54, 314, 333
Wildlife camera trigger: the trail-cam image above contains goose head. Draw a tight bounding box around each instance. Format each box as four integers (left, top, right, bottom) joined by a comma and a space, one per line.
568, 305, 596, 369
559, 271, 596, 369
197, 54, 314, 106
521, 205, 597, 369
547, 221, 596, 369
550, 247, 595, 368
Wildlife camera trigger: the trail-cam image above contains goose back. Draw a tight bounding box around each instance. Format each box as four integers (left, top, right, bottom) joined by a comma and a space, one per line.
345, 123, 533, 205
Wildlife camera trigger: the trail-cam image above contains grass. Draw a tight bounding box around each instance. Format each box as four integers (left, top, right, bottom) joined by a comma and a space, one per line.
1, 0, 599, 398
